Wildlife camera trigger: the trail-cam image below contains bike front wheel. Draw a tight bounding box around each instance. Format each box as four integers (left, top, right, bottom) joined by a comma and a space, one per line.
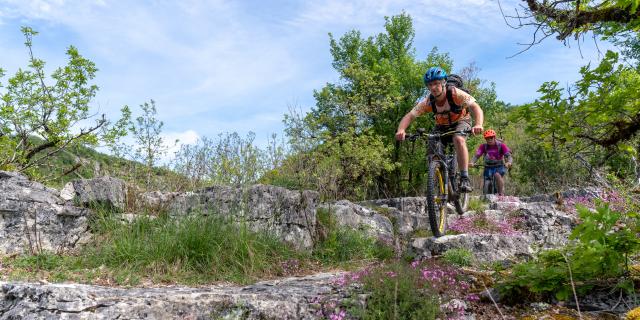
426, 160, 448, 237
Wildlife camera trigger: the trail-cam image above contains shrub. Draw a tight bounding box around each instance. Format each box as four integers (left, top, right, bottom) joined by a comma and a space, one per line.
498, 203, 640, 302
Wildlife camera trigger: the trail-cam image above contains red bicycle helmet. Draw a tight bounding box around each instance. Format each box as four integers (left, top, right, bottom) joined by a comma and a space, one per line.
483, 129, 496, 139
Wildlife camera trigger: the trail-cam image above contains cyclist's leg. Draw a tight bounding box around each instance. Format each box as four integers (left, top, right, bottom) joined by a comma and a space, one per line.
482, 168, 490, 194
495, 165, 507, 195
453, 119, 472, 192
495, 172, 504, 195
452, 119, 471, 172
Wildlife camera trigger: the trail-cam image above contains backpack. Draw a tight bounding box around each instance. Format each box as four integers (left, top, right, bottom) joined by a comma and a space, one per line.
483, 139, 507, 157
428, 74, 469, 115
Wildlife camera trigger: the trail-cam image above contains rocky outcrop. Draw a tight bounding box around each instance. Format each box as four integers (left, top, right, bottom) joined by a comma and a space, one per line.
0, 171, 91, 254
141, 185, 319, 250
518, 187, 602, 203
481, 196, 578, 248
359, 197, 431, 237
61, 176, 128, 212
410, 234, 533, 263
0, 272, 349, 320
318, 200, 394, 242
513, 202, 576, 247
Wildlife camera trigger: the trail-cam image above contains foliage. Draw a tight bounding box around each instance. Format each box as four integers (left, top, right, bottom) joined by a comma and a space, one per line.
509, 136, 590, 193
0, 27, 128, 182
107, 100, 170, 189
466, 197, 488, 214
498, 203, 640, 302
82, 211, 303, 284
172, 132, 268, 190
313, 208, 394, 263
130, 100, 168, 188
516, 0, 640, 41
348, 262, 439, 320
442, 248, 475, 267
278, 13, 503, 200
329, 260, 477, 319
513, 50, 640, 187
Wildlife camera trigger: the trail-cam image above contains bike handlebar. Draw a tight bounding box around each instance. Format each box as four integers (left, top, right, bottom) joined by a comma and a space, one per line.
472, 163, 505, 168
405, 128, 472, 141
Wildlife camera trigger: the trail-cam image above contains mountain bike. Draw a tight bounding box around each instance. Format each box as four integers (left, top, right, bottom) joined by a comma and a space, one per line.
474, 163, 508, 195
406, 128, 471, 237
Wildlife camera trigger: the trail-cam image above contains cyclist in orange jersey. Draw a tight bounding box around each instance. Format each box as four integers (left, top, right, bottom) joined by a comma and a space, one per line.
395, 66, 484, 192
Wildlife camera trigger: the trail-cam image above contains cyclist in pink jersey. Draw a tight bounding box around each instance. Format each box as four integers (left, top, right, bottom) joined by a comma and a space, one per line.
470, 129, 512, 195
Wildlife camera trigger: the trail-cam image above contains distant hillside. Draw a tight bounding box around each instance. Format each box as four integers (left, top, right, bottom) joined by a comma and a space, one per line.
31, 142, 183, 190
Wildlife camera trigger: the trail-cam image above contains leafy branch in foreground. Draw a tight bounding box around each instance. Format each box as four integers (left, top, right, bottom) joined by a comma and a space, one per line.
0, 27, 129, 181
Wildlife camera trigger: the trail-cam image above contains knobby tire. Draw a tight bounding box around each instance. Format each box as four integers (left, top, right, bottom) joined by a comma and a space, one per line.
427, 160, 447, 237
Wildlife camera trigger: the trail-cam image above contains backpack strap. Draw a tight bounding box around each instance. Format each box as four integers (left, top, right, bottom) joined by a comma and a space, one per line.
446, 87, 462, 114
485, 141, 505, 157
429, 86, 464, 115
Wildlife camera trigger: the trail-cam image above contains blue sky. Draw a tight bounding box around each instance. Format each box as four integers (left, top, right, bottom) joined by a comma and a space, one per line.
0, 0, 613, 153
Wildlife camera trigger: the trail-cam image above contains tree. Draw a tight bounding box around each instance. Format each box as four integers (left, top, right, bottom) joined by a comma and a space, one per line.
172, 132, 267, 189
514, 50, 640, 185
279, 13, 502, 199
131, 100, 169, 188
0, 27, 127, 181
507, 0, 640, 44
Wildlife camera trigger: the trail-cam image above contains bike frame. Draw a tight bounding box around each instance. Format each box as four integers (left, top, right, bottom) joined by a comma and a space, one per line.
424, 130, 468, 202
476, 163, 505, 195
407, 128, 471, 214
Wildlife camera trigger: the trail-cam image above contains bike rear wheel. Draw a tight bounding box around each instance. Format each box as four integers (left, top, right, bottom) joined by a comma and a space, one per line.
426, 160, 448, 237
454, 190, 469, 215
483, 172, 499, 195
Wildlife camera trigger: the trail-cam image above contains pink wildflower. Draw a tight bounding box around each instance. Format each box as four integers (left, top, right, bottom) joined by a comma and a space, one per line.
329, 310, 346, 320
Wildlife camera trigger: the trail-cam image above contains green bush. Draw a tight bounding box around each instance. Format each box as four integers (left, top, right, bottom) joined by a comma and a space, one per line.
498, 203, 640, 302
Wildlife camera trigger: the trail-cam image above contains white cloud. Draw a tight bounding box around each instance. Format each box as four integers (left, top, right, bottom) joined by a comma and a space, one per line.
161, 129, 200, 160
0, 0, 618, 148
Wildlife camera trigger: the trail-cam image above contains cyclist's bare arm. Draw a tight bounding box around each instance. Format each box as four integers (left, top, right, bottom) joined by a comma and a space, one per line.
396, 113, 416, 141
396, 99, 428, 141
454, 89, 484, 135
468, 102, 484, 135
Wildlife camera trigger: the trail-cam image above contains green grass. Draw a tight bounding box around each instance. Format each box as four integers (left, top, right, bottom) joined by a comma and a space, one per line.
3, 206, 397, 286
313, 208, 395, 264
467, 197, 488, 214
83, 212, 304, 284
442, 248, 474, 267
3, 210, 308, 285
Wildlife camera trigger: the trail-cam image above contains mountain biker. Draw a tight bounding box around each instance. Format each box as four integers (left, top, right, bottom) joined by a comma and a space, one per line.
395, 66, 484, 192
470, 129, 513, 195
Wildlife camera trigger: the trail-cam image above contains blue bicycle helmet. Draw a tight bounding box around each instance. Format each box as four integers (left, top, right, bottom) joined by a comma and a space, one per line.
423, 66, 447, 84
